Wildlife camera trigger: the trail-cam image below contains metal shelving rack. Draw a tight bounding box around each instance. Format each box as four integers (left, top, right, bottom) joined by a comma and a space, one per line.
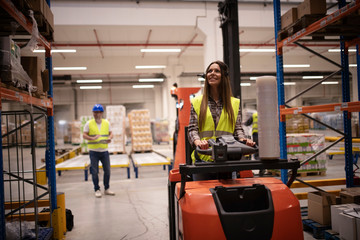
273, 0, 360, 187
0, 0, 56, 239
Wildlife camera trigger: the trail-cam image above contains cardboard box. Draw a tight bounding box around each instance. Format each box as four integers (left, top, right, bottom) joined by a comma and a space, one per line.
339, 213, 357, 240
331, 203, 359, 233
0, 37, 21, 83
297, 0, 327, 19
21, 56, 43, 93
340, 188, 360, 204
27, 0, 54, 30
281, 8, 298, 29
308, 191, 337, 225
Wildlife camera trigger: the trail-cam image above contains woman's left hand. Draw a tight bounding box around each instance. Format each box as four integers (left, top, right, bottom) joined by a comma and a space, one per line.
239, 138, 256, 147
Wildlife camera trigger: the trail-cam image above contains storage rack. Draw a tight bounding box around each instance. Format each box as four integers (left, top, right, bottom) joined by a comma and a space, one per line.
0, 0, 57, 239
273, 0, 360, 187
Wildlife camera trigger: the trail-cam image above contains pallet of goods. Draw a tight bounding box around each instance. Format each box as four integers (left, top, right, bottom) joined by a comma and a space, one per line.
80, 116, 92, 153
128, 109, 152, 152
286, 133, 327, 176
151, 119, 170, 144
106, 105, 126, 154
70, 121, 82, 145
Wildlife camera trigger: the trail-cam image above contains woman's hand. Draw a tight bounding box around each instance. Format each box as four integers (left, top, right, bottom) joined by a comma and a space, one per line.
239, 138, 256, 147
194, 139, 209, 149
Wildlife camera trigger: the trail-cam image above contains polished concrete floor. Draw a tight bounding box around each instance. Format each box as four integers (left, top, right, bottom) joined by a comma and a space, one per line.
3, 143, 352, 239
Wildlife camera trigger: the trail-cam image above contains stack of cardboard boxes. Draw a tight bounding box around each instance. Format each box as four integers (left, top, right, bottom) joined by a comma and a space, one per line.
70, 121, 82, 145
307, 188, 360, 239
106, 105, 126, 154
128, 109, 152, 152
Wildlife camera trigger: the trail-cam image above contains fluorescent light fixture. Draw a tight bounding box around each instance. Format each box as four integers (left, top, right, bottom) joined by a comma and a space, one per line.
54, 67, 87, 71
250, 77, 257, 80
198, 77, 205, 82
132, 85, 155, 88
239, 48, 275, 53
240, 83, 251, 86
77, 79, 103, 83
138, 78, 164, 82
284, 82, 296, 85
349, 64, 357, 67
328, 48, 356, 52
321, 81, 338, 85
284, 64, 310, 68
140, 49, 181, 53
58, 120, 67, 125
302, 76, 323, 79
135, 65, 166, 69
33, 49, 77, 53
80, 86, 102, 89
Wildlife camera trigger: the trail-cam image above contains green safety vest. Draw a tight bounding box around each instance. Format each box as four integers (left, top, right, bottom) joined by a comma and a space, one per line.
252, 112, 258, 134
191, 95, 240, 162
87, 119, 110, 150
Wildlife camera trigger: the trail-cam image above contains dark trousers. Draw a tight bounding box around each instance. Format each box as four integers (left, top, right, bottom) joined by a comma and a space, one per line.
89, 151, 111, 191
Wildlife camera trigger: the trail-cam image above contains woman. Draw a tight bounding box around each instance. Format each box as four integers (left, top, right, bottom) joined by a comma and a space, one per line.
188, 60, 255, 164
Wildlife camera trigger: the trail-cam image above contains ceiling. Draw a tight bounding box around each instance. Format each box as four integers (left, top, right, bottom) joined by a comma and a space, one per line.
7, 0, 357, 86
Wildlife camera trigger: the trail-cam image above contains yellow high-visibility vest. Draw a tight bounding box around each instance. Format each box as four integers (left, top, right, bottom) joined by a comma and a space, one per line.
87, 119, 110, 150
191, 95, 239, 162
252, 112, 258, 134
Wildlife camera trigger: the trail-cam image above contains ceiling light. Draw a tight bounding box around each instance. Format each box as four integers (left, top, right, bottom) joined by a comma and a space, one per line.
198, 77, 205, 82
54, 67, 87, 70
135, 65, 166, 69
140, 49, 181, 53
302, 76, 323, 79
77, 79, 103, 83
80, 86, 102, 89
241, 83, 251, 86
284, 64, 310, 68
349, 64, 357, 67
328, 49, 356, 52
33, 49, 77, 53
239, 49, 275, 53
138, 78, 164, 82
250, 77, 257, 80
132, 85, 155, 88
321, 81, 338, 85
284, 82, 296, 85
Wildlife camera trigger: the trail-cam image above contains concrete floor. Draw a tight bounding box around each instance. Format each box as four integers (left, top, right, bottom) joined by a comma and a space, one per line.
4, 143, 351, 239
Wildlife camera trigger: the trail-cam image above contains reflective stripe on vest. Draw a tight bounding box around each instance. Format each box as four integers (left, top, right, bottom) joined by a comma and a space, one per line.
191, 95, 240, 162
252, 112, 258, 134
88, 119, 110, 149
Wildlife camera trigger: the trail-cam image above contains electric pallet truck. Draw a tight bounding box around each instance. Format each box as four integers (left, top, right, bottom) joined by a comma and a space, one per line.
168, 87, 303, 239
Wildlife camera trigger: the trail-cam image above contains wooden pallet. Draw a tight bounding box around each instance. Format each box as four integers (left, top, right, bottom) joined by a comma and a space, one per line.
268, 169, 326, 177
302, 219, 331, 239
278, 14, 326, 41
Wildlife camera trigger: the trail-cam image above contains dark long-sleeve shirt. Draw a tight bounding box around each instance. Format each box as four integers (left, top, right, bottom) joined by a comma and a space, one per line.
187, 96, 246, 146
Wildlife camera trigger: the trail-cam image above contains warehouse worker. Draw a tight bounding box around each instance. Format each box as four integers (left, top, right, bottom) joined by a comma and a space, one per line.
83, 104, 115, 198
188, 60, 255, 179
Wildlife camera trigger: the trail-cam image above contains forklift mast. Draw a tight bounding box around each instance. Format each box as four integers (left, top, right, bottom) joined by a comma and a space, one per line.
218, 0, 241, 100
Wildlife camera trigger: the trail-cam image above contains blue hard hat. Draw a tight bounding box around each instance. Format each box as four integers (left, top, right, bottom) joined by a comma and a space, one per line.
92, 104, 104, 112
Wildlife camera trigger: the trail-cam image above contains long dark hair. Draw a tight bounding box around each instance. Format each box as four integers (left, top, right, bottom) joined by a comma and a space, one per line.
199, 60, 234, 130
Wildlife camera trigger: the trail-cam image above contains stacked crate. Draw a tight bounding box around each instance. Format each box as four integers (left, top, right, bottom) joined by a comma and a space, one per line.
151, 119, 170, 144
128, 109, 152, 152
70, 121, 81, 145
80, 116, 92, 153
106, 105, 126, 154
286, 133, 327, 174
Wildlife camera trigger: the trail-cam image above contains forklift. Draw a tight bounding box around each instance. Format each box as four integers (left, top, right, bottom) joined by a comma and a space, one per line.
168, 1, 303, 239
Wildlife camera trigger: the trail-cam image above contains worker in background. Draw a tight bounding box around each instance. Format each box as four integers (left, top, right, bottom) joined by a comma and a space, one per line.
83, 104, 115, 198
188, 60, 255, 179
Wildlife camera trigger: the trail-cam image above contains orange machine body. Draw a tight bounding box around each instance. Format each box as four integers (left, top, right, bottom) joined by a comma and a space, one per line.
175, 177, 303, 240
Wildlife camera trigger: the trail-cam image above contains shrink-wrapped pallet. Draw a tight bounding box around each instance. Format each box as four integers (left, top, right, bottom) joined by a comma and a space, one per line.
286, 133, 327, 173
70, 121, 81, 145
106, 105, 126, 153
80, 116, 92, 153
151, 119, 170, 144
128, 109, 152, 152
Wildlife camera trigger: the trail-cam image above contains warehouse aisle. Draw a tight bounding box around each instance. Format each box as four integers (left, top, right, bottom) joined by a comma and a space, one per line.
55, 143, 346, 240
